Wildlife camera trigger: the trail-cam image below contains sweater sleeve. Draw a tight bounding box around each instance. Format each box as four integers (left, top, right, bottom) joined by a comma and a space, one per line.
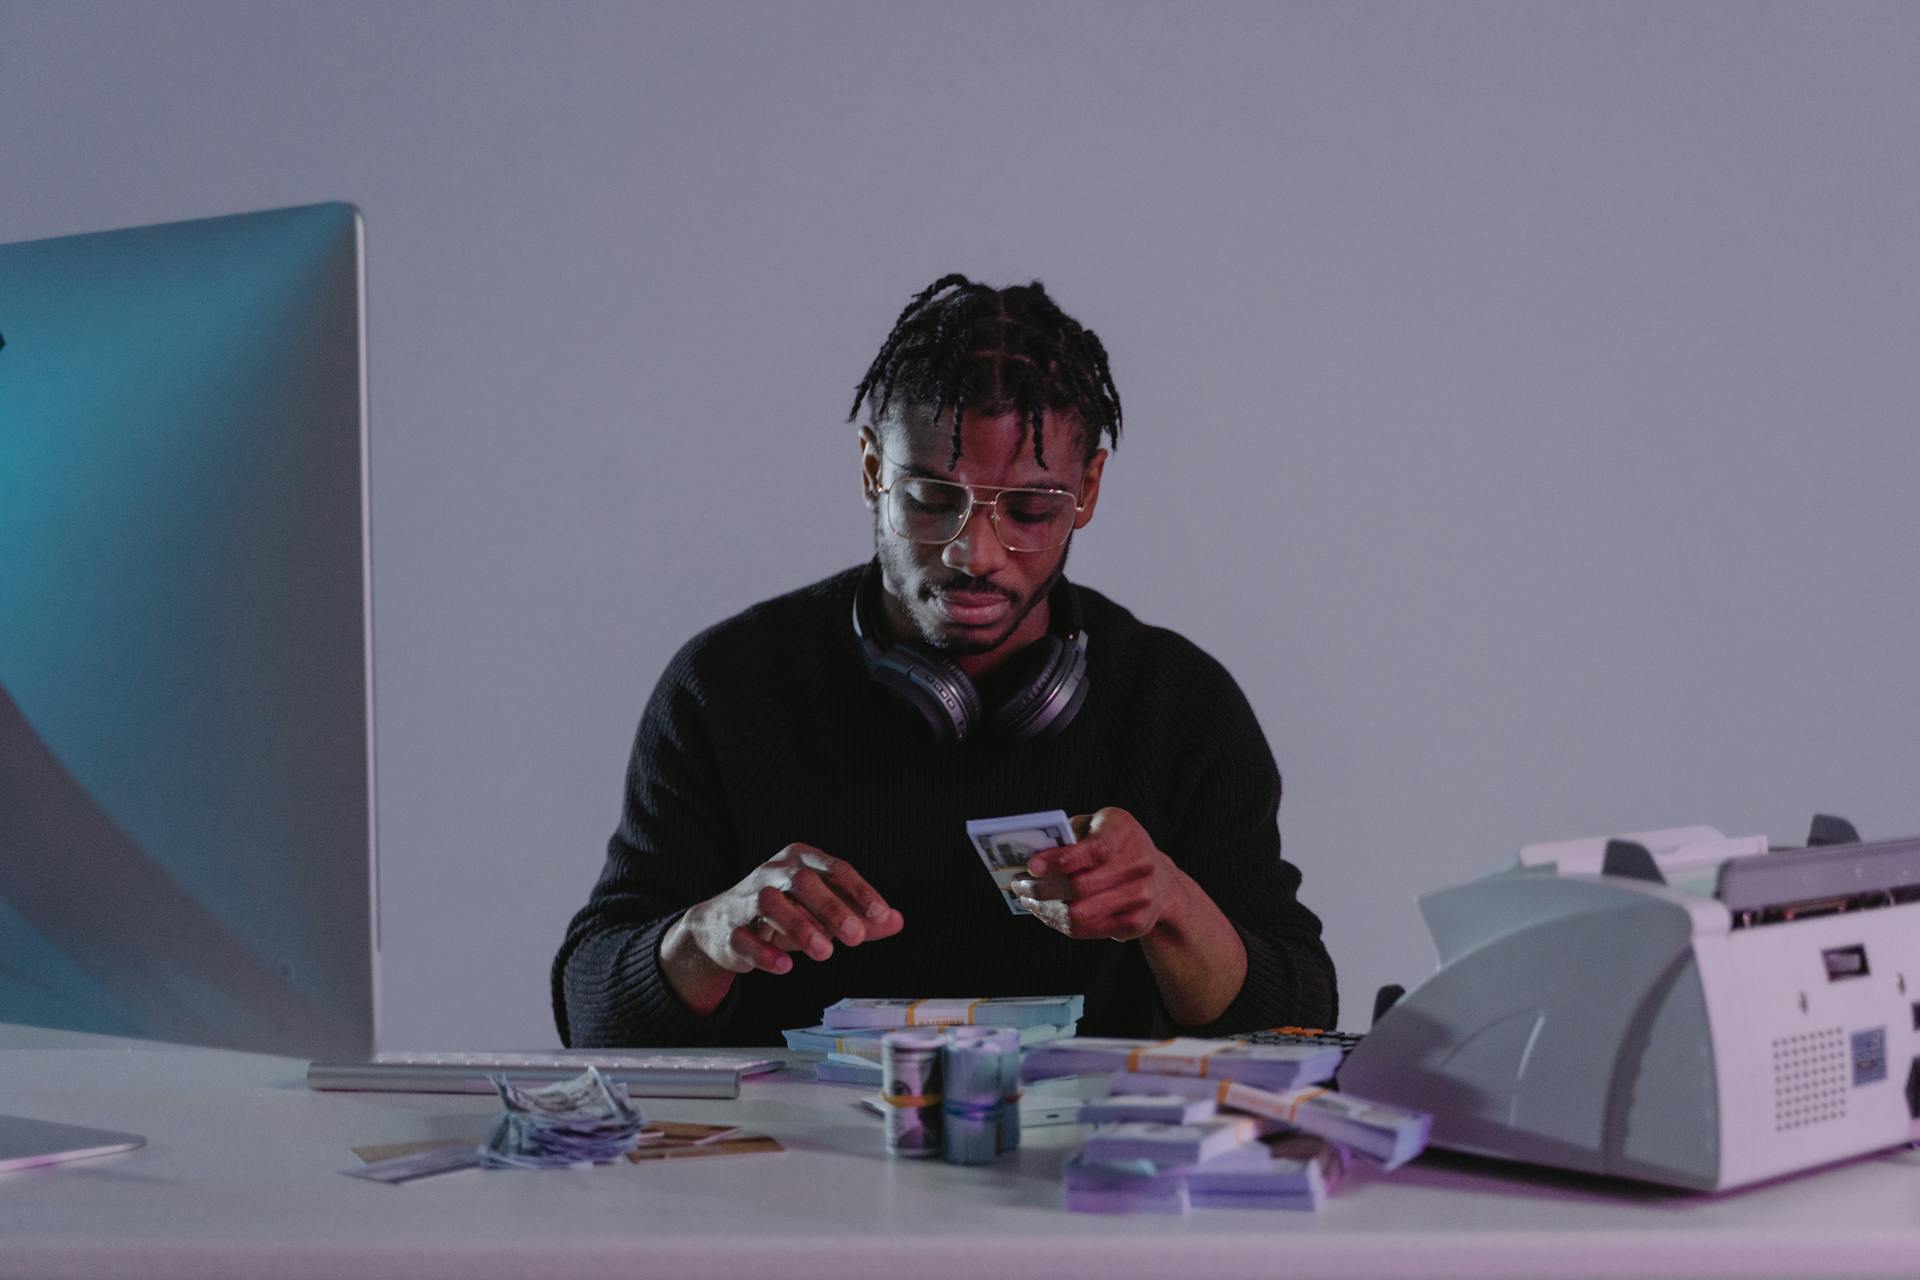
550, 650, 745, 1047
1158, 675, 1340, 1036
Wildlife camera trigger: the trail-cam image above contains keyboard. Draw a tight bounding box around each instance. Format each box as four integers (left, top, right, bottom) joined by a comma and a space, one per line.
306, 1051, 783, 1097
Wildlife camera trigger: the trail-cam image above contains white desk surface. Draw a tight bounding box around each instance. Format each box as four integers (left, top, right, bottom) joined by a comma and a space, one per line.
2, 1024, 1917, 1280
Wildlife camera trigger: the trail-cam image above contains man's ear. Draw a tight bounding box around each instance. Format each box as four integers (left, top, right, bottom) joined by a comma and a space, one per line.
1072, 448, 1109, 529
858, 427, 882, 507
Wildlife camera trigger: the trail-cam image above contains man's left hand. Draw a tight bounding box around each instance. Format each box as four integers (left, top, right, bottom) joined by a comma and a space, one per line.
1009, 807, 1184, 942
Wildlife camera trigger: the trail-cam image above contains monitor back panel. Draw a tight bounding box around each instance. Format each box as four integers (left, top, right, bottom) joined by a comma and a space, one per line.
0, 203, 378, 1058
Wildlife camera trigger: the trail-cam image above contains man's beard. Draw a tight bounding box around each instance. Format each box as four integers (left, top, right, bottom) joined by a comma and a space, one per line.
871, 519, 1072, 656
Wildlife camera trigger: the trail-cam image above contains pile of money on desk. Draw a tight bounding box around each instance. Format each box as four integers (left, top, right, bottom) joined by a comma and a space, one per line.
788, 996, 1085, 1164
1022, 1036, 1433, 1213
478, 1066, 646, 1169
783, 995, 1083, 1089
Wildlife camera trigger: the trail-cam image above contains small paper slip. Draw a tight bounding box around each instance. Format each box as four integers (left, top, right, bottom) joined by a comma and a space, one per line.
346, 1144, 482, 1184
627, 1121, 784, 1161
965, 810, 1076, 914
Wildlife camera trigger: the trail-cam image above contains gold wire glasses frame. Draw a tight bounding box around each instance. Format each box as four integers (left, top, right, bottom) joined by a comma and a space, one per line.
874, 470, 1086, 553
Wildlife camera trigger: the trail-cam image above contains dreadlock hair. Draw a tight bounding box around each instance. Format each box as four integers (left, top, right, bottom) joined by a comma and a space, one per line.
847, 275, 1122, 470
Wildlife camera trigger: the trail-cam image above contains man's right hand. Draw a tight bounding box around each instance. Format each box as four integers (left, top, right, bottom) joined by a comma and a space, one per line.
659, 844, 904, 1015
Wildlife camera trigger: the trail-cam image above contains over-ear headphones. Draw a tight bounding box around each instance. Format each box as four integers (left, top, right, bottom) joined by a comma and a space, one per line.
851, 562, 1090, 744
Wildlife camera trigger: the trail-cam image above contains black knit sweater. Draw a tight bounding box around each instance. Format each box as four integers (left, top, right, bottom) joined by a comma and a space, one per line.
552, 565, 1338, 1047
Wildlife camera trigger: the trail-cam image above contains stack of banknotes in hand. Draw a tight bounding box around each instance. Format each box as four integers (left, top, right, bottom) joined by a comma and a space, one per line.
1027, 1036, 1431, 1213
787, 995, 1083, 1089
478, 1067, 646, 1169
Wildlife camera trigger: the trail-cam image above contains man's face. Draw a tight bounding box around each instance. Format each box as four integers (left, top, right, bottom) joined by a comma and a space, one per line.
860, 406, 1106, 678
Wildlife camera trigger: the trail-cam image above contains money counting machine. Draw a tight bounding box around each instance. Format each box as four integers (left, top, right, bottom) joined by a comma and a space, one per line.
1338, 817, 1920, 1190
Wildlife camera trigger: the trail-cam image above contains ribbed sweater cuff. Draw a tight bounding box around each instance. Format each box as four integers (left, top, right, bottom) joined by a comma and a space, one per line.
1193, 923, 1336, 1036
576, 912, 741, 1047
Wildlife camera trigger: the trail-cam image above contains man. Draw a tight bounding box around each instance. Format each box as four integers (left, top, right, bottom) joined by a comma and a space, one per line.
553, 275, 1337, 1047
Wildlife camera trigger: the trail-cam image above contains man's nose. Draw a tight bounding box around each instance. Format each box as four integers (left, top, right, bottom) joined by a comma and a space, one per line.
942, 504, 1007, 574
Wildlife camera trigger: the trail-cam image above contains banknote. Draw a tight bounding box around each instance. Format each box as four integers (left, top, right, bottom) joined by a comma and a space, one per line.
479, 1067, 645, 1169
1080, 1117, 1260, 1166
965, 810, 1077, 914
1023, 1036, 1342, 1091
821, 995, 1084, 1029
782, 1019, 1075, 1055
1078, 1093, 1218, 1126
1061, 1154, 1191, 1215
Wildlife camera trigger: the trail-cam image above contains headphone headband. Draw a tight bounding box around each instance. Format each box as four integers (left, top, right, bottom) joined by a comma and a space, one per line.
851, 563, 1090, 744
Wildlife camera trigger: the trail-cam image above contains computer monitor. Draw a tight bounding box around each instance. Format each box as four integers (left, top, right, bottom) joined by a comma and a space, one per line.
0, 202, 378, 1059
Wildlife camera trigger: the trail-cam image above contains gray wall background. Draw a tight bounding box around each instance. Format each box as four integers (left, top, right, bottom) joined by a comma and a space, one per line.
4, 1, 1916, 1049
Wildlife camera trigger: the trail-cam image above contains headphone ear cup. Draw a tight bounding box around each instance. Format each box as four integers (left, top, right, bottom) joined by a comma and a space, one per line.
869, 644, 984, 744
989, 631, 1089, 740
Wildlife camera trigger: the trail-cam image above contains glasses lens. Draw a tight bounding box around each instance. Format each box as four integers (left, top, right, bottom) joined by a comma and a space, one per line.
887, 478, 971, 543
884, 477, 1078, 551
994, 490, 1077, 551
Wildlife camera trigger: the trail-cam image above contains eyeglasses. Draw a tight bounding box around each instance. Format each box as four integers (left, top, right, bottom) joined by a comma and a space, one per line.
874, 470, 1085, 553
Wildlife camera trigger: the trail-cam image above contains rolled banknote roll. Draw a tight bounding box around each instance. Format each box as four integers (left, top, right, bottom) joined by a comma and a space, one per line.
940, 1028, 1001, 1165
989, 1027, 1022, 1154
882, 1031, 945, 1158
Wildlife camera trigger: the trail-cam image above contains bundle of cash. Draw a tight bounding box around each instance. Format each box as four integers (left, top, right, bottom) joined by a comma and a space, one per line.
814, 1056, 885, 1086
965, 809, 1076, 914
1078, 1093, 1217, 1125
478, 1068, 645, 1169
1060, 1128, 1351, 1213
822, 995, 1085, 1030
1119, 1075, 1429, 1170
782, 1020, 1073, 1056
881, 1030, 945, 1158
1062, 1155, 1190, 1215
1080, 1117, 1259, 1167
1184, 1134, 1345, 1210
1023, 1035, 1341, 1090
940, 1026, 1021, 1164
